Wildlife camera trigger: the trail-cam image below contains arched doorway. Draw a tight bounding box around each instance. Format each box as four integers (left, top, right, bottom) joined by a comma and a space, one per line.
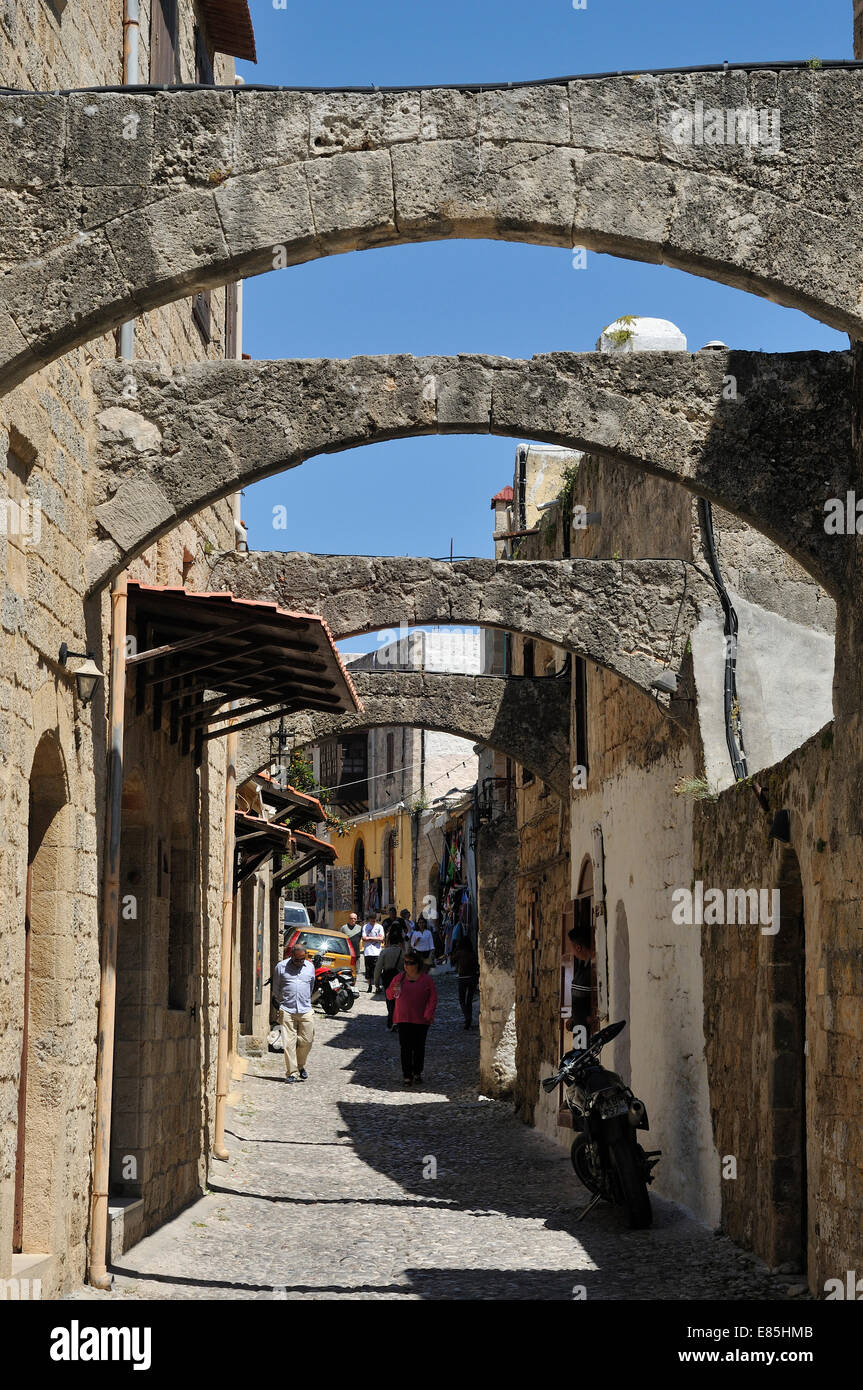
353, 838, 366, 917
384, 831, 396, 910
14, 733, 71, 1255
573, 856, 597, 1037
767, 845, 807, 1271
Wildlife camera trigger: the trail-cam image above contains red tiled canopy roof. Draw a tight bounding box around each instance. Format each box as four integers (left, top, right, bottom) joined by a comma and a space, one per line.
273, 828, 338, 885
126, 581, 361, 757
490, 486, 514, 508
252, 773, 326, 827
234, 810, 294, 887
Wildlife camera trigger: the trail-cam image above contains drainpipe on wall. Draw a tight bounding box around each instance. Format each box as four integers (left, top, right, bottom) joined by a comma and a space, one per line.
118, 0, 139, 363
214, 721, 238, 1160
88, 573, 128, 1289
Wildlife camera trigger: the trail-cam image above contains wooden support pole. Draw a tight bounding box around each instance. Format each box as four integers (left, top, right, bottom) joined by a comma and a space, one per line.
88, 572, 128, 1289
213, 716, 238, 1162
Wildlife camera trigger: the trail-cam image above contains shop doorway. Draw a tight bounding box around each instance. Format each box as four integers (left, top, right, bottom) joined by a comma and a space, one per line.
353, 839, 365, 917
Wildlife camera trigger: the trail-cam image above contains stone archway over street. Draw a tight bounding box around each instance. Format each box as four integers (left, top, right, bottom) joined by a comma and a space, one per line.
210, 552, 714, 700
237, 670, 572, 795
4, 68, 863, 396
88, 349, 852, 592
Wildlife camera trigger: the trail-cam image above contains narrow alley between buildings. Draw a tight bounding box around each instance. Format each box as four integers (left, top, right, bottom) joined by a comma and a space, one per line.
70, 976, 800, 1303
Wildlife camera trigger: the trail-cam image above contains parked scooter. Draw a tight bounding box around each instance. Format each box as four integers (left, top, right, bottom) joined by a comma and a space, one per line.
543, 1020, 661, 1228
311, 954, 359, 1016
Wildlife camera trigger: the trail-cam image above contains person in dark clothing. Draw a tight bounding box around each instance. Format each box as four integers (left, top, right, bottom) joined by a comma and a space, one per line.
374, 923, 405, 1030
566, 922, 595, 1046
451, 935, 479, 1029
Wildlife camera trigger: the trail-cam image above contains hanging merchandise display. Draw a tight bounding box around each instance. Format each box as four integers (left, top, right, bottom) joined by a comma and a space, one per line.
368, 877, 381, 915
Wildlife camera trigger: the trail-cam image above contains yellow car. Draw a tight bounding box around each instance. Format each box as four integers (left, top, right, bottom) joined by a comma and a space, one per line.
286, 928, 357, 980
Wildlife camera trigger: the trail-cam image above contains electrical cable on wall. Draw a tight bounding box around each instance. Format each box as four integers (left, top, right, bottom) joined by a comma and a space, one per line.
699, 498, 748, 781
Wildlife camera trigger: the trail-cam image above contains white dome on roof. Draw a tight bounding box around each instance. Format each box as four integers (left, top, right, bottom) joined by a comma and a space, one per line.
597, 316, 687, 353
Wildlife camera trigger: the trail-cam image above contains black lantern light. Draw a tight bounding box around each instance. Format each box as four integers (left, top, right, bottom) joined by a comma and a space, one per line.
59, 642, 104, 705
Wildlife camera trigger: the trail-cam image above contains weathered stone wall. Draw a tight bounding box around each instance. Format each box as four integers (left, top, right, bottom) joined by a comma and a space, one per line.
0, 3, 238, 1293
505, 507, 573, 1125
514, 791, 571, 1126
696, 724, 863, 1293
476, 811, 519, 1098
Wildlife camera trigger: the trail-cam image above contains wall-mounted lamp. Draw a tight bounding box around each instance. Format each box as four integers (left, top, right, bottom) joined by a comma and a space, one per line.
650, 669, 679, 696
59, 642, 104, 705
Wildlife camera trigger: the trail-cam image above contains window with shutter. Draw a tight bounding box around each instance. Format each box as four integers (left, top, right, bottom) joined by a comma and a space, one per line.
151, 0, 179, 85
193, 291, 212, 345
193, 291, 212, 346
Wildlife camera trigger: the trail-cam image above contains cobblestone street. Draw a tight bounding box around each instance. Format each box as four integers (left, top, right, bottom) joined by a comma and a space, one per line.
71, 976, 798, 1302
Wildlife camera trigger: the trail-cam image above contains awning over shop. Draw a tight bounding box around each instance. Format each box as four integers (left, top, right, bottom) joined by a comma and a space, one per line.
273, 830, 338, 885
199, 0, 257, 62
251, 772, 326, 828
125, 582, 361, 764
234, 811, 294, 888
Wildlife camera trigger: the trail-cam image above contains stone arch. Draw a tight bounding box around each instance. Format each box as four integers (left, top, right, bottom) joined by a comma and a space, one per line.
88, 349, 852, 593
3, 69, 863, 396
210, 551, 710, 700
14, 731, 73, 1256
237, 670, 572, 798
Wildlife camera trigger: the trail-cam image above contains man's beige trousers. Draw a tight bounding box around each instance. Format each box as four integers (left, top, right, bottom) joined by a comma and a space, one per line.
280, 1009, 315, 1077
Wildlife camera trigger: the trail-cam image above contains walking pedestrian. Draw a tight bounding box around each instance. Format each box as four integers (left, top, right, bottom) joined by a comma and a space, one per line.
410, 915, 436, 969
361, 911, 385, 992
400, 907, 415, 934
271, 943, 316, 1082
451, 934, 479, 1029
343, 910, 362, 960
386, 952, 438, 1085
374, 923, 405, 1030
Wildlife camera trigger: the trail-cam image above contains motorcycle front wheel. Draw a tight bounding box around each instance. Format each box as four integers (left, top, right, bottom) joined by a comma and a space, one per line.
570, 1133, 603, 1197
338, 989, 355, 1011
609, 1137, 652, 1229
322, 992, 341, 1017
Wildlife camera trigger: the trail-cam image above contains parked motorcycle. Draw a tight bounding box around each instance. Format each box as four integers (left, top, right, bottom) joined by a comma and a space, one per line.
542, 1019, 660, 1229
311, 954, 359, 1016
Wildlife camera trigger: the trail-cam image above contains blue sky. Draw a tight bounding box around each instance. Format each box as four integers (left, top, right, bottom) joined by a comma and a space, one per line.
237, 0, 851, 589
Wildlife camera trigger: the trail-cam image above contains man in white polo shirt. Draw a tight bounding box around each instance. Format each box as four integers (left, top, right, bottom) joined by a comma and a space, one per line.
272, 943, 316, 1082
361, 912, 385, 992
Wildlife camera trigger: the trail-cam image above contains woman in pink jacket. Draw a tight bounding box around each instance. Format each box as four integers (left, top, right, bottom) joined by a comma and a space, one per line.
386, 952, 438, 1085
